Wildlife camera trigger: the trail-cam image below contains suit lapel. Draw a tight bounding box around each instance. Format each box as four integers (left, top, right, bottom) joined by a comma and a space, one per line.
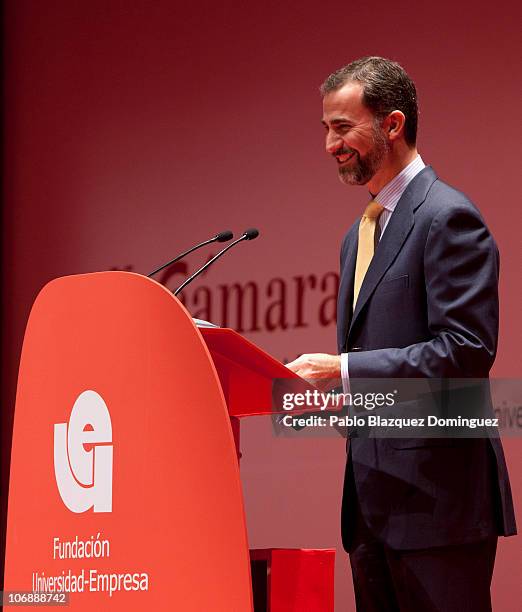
346, 166, 438, 343
337, 233, 358, 349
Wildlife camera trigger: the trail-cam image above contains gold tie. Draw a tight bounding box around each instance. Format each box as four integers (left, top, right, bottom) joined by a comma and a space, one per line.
353, 200, 385, 309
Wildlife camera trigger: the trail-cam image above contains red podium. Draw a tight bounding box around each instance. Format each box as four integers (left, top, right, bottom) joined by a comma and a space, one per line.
4, 272, 334, 611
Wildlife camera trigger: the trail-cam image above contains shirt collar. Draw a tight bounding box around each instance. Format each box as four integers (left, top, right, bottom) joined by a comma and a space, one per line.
373, 155, 426, 212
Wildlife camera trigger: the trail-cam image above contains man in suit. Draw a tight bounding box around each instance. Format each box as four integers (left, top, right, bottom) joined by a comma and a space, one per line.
286, 57, 516, 611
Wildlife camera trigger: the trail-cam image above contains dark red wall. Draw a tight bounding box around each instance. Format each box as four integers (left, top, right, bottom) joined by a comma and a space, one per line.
2, 1, 521, 608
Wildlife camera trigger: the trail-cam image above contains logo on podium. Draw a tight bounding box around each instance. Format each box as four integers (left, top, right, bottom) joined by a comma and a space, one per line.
54, 390, 113, 513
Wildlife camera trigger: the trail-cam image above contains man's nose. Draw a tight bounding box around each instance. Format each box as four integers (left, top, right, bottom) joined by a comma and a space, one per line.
325, 132, 342, 155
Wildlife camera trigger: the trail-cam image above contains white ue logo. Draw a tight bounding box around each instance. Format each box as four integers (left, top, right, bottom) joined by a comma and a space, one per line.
54, 390, 113, 513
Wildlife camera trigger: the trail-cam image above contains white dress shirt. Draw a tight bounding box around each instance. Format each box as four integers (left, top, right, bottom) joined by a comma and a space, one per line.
340, 155, 426, 390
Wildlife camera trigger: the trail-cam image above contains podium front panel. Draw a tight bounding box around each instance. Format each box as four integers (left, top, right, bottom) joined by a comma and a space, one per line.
4, 272, 253, 611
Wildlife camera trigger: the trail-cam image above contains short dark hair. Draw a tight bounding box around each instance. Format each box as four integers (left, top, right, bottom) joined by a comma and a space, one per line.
320, 57, 418, 146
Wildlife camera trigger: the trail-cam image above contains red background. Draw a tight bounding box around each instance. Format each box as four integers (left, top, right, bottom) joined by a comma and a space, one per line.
2, 1, 521, 609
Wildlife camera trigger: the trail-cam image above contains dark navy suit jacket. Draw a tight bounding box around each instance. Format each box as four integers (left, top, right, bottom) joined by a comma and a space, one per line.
337, 166, 516, 550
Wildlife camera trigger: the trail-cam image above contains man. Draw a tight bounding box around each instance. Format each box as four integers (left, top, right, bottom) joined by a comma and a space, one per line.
286, 57, 516, 611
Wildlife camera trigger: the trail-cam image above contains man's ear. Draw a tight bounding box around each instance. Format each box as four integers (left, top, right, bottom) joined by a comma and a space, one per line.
383, 110, 406, 141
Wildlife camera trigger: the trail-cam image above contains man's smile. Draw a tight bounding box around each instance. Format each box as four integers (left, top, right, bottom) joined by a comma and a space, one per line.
335, 151, 356, 164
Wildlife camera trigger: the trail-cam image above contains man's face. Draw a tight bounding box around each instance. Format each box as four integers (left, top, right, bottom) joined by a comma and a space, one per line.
322, 81, 389, 186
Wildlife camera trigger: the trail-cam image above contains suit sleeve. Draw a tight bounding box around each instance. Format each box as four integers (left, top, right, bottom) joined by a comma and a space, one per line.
347, 205, 500, 378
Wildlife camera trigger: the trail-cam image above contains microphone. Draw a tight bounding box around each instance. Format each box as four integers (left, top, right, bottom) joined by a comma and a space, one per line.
147, 230, 233, 277
174, 228, 260, 296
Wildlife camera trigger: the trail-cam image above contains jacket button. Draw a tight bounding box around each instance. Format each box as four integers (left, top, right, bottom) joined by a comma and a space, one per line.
350, 347, 362, 352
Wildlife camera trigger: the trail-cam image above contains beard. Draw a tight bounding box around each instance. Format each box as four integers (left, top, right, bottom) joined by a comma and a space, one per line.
337, 122, 389, 186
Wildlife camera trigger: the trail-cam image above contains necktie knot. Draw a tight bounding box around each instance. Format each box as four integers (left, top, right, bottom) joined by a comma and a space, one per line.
363, 200, 385, 219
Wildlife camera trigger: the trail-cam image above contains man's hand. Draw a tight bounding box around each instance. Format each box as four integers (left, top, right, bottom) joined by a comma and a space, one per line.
285, 353, 341, 390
